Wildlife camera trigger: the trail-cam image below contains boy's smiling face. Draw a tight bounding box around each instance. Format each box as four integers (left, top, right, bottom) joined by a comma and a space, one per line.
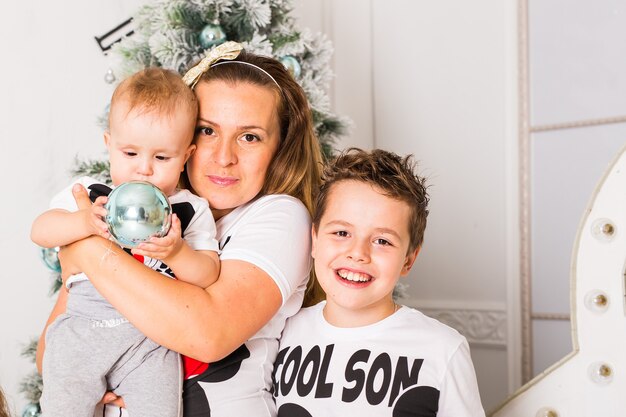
312, 180, 420, 327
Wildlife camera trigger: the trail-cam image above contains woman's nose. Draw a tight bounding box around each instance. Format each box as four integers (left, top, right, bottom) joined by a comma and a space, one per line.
212, 138, 237, 167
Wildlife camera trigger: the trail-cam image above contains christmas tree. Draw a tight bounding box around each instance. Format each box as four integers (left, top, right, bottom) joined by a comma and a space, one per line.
112, 0, 348, 152
20, 0, 347, 414
82, 0, 348, 182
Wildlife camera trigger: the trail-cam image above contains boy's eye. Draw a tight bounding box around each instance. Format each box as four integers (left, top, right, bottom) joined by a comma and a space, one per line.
374, 238, 392, 246
334, 231, 349, 237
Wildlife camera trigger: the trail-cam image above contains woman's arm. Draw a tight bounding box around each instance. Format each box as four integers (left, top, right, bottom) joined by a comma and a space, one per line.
60, 237, 281, 362
36, 285, 69, 373
59, 182, 286, 362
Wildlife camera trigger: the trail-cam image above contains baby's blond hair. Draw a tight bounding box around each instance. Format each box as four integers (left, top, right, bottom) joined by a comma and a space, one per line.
109, 67, 198, 128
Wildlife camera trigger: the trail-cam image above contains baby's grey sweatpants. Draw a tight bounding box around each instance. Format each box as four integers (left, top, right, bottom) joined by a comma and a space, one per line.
40, 281, 182, 417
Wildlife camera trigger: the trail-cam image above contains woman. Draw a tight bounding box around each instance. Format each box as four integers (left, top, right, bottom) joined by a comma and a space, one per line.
37, 43, 324, 416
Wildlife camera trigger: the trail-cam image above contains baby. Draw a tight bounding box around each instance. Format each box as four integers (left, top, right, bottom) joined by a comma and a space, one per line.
32, 68, 220, 417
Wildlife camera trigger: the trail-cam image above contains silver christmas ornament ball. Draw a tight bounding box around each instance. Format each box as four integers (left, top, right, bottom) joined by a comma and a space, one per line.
104, 68, 116, 84
39, 246, 61, 273
280, 55, 301, 78
105, 181, 171, 248
22, 403, 41, 417
199, 23, 226, 49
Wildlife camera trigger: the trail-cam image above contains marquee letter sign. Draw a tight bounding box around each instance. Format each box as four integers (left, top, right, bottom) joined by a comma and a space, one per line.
94, 17, 134, 54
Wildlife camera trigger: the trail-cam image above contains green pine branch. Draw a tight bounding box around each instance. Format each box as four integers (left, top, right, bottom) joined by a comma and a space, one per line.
70, 157, 112, 185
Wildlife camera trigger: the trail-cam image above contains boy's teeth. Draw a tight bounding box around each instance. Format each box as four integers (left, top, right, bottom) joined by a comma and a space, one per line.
338, 269, 371, 282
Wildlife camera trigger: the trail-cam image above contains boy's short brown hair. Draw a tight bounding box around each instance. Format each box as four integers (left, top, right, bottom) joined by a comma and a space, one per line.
313, 148, 429, 253
109, 67, 198, 126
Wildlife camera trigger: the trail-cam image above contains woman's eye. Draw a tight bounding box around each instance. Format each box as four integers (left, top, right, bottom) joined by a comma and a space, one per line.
241, 133, 260, 143
196, 126, 214, 136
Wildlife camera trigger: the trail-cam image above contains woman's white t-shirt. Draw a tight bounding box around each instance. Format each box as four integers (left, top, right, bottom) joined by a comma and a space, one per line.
103, 194, 312, 417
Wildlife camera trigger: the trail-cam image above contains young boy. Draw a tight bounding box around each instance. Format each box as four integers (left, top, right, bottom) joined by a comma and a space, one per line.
32, 68, 220, 417
273, 148, 485, 416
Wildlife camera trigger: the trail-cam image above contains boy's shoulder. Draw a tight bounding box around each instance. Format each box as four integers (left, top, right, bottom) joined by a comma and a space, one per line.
397, 306, 466, 346
281, 302, 324, 334
289, 302, 324, 321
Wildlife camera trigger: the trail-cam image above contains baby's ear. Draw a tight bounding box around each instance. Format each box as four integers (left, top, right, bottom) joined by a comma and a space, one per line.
401, 246, 421, 276
103, 131, 111, 146
184, 144, 196, 162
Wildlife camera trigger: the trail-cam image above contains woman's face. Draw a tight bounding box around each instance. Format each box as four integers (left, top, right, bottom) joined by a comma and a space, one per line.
188, 80, 281, 219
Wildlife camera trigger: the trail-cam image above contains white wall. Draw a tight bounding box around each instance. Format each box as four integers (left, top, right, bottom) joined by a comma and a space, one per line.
0, 2, 145, 414
293, 0, 375, 150
372, 1, 518, 411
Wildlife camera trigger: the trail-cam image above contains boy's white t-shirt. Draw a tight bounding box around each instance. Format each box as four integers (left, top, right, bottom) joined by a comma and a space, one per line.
273, 301, 486, 417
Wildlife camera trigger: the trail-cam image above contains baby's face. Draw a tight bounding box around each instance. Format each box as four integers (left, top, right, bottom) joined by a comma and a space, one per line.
105, 105, 196, 196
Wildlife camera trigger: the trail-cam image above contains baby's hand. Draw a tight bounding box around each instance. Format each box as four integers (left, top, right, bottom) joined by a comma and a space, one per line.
86, 196, 110, 239
131, 214, 183, 261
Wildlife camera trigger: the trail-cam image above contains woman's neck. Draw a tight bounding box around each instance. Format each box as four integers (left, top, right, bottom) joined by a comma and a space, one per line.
212, 207, 234, 221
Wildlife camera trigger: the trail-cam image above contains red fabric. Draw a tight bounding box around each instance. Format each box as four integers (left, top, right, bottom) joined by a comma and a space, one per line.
183, 356, 209, 379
